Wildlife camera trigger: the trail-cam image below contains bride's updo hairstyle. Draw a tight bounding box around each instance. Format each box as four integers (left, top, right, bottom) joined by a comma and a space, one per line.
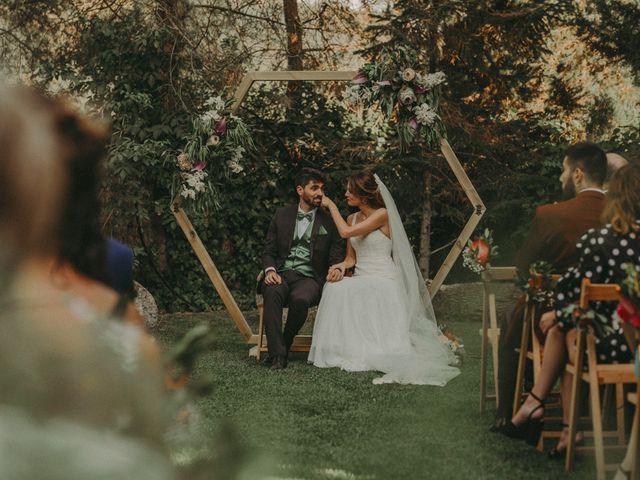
347, 171, 385, 209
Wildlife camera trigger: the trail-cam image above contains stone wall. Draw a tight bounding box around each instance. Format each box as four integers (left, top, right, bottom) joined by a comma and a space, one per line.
432, 282, 521, 323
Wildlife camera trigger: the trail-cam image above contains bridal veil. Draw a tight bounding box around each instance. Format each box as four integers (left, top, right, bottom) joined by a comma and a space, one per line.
372, 174, 460, 386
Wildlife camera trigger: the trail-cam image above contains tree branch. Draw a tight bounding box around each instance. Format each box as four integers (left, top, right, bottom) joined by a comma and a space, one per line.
191, 4, 285, 26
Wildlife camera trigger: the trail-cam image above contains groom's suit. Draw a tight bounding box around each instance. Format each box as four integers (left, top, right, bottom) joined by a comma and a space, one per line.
261, 205, 345, 358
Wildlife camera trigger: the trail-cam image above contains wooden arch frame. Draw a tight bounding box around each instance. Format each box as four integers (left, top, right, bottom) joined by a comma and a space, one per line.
171, 70, 486, 351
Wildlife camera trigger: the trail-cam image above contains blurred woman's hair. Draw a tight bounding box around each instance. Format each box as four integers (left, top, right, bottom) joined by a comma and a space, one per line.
0, 84, 66, 274
347, 171, 385, 209
51, 98, 111, 284
602, 164, 640, 235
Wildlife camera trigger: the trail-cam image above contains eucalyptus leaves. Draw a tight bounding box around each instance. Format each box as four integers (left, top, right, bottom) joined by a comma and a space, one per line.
344, 51, 446, 150
175, 94, 254, 209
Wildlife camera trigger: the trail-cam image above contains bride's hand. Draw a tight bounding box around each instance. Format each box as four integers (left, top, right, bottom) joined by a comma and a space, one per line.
326, 264, 345, 283
320, 195, 333, 209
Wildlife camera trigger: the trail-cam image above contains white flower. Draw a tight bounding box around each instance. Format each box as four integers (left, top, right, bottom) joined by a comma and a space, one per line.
200, 110, 221, 124
398, 85, 416, 105
204, 95, 226, 112
206, 134, 220, 146
181, 170, 208, 199
343, 85, 361, 104
402, 68, 416, 82
232, 146, 245, 162
227, 160, 243, 173
416, 71, 447, 90
414, 103, 438, 125
180, 187, 196, 200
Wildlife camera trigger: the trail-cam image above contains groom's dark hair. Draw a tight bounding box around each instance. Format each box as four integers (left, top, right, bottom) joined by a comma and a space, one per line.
295, 168, 325, 188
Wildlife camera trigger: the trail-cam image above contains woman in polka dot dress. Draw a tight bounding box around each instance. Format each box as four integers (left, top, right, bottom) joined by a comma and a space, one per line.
499, 164, 640, 455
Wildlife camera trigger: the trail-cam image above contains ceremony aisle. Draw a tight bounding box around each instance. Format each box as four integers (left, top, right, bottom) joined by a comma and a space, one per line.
158, 312, 596, 479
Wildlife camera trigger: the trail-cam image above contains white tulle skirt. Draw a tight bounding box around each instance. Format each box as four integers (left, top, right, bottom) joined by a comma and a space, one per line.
308, 275, 460, 386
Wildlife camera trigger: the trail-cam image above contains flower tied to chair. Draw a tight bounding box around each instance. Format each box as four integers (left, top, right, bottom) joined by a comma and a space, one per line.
517, 260, 555, 307
562, 303, 616, 339
615, 263, 640, 378
616, 263, 640, 328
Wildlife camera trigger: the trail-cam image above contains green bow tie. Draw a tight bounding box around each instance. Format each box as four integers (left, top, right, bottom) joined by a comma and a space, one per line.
297, 212, 313, 222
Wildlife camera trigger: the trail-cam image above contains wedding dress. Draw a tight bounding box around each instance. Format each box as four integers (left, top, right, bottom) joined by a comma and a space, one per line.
308, 175, 460, 386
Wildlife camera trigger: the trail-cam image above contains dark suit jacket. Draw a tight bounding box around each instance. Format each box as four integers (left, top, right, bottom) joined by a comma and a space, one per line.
261, 205, 345, 287
515, 190, 605, 274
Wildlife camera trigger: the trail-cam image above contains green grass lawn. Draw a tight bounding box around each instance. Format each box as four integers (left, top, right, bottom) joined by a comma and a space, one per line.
157, 311, 598, 480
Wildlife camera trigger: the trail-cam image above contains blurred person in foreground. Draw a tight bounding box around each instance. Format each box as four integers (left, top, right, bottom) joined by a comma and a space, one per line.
0, 84, 175, 480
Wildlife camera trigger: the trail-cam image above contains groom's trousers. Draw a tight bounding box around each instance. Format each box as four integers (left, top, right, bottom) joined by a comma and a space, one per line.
262, 270, 321, 357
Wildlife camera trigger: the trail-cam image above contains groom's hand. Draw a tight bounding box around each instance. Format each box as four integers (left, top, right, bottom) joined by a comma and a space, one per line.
264, 270, 282, 285
326, 265, 344, 283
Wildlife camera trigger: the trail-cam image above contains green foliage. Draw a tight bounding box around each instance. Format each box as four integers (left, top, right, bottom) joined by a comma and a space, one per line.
1, 1, 638, 311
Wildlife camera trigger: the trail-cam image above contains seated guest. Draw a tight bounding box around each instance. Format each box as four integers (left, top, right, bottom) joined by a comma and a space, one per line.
494, 142, 609, 428
49, 99, 143, 324
604, 152, 629, 191
502, 164, 640, 457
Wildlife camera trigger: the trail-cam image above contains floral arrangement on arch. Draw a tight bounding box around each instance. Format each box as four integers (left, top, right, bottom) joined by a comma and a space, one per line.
462, 228, 498, 274
344, 48, 446, 150
615, 263, 640, 328
517, 261, 556, 306
174, 94, 254, 209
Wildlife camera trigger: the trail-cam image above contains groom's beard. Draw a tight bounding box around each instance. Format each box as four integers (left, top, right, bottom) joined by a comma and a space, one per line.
302, 193, 323, 208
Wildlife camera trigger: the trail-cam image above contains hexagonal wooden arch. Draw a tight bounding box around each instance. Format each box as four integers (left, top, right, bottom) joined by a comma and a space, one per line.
171, 70, 486, 349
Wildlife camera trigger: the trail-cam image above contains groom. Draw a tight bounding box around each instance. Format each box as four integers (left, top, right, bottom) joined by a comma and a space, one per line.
260, 168, 345, 369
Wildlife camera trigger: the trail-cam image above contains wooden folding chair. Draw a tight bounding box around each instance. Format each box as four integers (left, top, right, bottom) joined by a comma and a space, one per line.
513, 273, 563, 451
565, 279, 635, 479
479, 265, 517, 413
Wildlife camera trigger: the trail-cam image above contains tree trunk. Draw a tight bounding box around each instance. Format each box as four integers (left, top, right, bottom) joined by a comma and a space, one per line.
283, 0, 304, 71
418, 169, 432, 279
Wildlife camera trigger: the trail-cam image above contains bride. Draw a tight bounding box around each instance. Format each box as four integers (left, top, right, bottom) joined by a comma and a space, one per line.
308, 171, 460, 386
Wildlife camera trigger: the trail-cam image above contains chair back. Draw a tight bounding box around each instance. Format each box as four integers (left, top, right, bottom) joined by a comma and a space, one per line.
579, 278, 621, 309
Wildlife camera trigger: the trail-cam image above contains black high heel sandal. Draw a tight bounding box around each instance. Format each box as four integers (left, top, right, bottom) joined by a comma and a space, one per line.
548, 424, 584, 460
498, 391, 545, 446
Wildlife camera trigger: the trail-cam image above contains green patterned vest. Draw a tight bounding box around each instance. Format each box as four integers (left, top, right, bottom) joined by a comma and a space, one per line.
282, 219, 315, 277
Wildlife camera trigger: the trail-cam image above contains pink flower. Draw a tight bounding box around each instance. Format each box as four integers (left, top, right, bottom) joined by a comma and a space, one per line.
377, 80, 391, 87
214, 118, 227, 135
193, 161, 207, 171
407, 117, 419, 130
352, 72, 368, 84
470, 239, 490, 265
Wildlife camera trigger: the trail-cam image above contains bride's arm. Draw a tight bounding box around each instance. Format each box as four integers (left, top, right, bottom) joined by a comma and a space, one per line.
327, 217, 356, 282
321, 197, 388, 239
335, 216, 356, 270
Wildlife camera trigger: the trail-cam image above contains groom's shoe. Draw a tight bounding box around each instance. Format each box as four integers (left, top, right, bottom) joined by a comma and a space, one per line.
270, 355, 288, 370
261, 355, 275, 367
